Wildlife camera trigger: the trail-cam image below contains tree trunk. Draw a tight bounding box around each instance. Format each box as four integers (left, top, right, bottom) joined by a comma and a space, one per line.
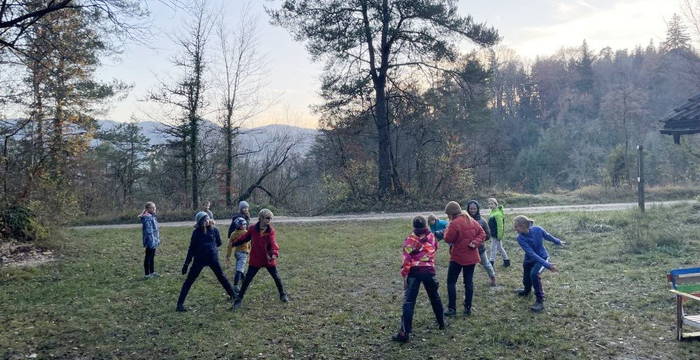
374, 88, 392, 197
225, 122, 233, 207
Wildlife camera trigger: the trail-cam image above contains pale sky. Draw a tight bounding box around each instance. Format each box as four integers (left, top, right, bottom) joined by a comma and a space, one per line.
98, 0, 683, 129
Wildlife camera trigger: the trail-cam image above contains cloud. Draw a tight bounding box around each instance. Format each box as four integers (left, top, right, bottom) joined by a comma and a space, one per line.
506, 0, 680, 59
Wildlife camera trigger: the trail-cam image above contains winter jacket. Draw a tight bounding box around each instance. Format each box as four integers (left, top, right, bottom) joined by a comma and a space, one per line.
443, 213, 485, 266
184, 227, 223, 266
232, 222, 280, 267
467, 200, 491, 242
140, 214, 160, 249
401, 230, 438, 277
488, 205, 506, 239
429, 219, 448, 240
516, 226, 562, 269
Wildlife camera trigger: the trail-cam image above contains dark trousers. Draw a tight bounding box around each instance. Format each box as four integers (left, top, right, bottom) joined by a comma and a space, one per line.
177, 259, 235, 305
522, 261, 545, 302
237, 265, 285, 300
400, 273, 444, 334
144, 248, 156, 275
446, 261, 476, 311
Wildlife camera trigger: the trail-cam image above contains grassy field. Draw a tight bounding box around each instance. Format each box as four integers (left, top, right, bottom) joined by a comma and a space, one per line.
2, 205, 700, 359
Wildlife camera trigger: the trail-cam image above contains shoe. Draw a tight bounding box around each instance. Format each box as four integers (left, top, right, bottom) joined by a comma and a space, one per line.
391, 331, 410, 343
516, 289, 530, 297
176, 304, 187, 312
444, 308, 456, 317
463, 308, 472, 317
438, 321, 446, 330
280, 293, 289, 303
530, 301, 544, 313
503, 259, 511, 267
232, 298, 242, 311
150, 272, 160, 278
144, 274, 152, 280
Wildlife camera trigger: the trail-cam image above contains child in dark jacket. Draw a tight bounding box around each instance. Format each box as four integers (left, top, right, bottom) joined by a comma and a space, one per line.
392, 216, 445, 343
231, 209, 288, 311
176, 212, 236, 312
466, 200, 497, 287
513, 215, 565, 313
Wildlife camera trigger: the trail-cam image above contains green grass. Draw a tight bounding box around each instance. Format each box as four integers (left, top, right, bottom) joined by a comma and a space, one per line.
2, 206, 700, 359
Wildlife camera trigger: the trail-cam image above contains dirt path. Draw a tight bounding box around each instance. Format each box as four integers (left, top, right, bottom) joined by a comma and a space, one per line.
72, 200, 696, 230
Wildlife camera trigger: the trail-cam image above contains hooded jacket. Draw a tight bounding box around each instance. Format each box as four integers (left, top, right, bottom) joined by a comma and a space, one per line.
140, 213, 160, 249
488, 205, 506, 239
466, 200, 491, 243
400, 229, 438, 277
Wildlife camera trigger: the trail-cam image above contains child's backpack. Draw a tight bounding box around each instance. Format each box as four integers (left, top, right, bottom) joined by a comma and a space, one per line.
488, 216, 498, 237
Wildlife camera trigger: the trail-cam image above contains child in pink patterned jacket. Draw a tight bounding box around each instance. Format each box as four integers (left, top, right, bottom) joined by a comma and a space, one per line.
392, 216, 446, 343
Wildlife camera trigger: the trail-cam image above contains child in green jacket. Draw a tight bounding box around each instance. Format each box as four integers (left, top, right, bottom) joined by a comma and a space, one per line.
488, 198, 510, 267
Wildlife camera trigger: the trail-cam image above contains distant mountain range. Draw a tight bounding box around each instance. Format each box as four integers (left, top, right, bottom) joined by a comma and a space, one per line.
98, 120, 319, 156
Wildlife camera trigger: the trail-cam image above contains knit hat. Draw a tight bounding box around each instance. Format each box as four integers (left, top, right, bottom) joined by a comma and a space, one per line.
238, 201, 250, 211
412, 215, 428, 229
233, 216, 247, 229
194, 211, 209, 226
513, 215, 534, 228
444, 201, 462, 216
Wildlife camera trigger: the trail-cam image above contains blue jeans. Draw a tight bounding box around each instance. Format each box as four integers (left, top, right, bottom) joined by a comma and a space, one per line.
400, 273, 444, 334
522, 260, 547, 302
234, 251, 249, 273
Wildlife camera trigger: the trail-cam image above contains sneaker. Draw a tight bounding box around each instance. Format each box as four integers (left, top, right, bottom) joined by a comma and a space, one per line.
280, 294, 289, 303
144, 274, 152, 280
176, 304, 187, 312
232, 298, 242, 311
438, 321, 446, 330
444, 308, 457, 317
515, 289, 530, 297
391, 332, 410, 343
463, 308, 472, 317
503, 259, 511, 268
530, 301, 544, 313
150, 272, 160, 278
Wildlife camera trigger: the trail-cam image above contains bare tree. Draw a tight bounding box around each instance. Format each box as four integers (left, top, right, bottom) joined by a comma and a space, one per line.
149, 0, 213, 210
216, 1, 267, 207
237, 133, 298, 203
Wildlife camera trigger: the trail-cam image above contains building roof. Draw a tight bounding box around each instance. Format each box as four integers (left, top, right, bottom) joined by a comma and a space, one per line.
660, 93, 700, 144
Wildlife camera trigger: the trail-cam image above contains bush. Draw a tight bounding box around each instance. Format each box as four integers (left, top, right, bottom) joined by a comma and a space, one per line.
0, 204, 48, 243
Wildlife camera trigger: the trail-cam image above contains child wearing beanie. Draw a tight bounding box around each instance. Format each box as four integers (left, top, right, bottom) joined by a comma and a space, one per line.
427, 214, 448, 240
225, 216, 250, 294
466, 200, 497, 287
176, 212, 236, 312
392, 216, 445, 343
443, 201, 486, 317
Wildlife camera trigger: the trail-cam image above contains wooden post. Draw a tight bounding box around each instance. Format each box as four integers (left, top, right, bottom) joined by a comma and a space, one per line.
637, 145, 645, 213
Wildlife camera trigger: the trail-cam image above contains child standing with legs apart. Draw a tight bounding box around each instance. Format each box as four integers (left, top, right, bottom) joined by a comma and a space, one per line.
231, 209, 288, 311
466, 201, 497, 287
176, 212, 235, 312
392, 216, 445, 343
225, 216, 249, 294
443, 201, 485, 317
139, 202, 160, 279
488, 198, 510, 267
513, 215, 565, 312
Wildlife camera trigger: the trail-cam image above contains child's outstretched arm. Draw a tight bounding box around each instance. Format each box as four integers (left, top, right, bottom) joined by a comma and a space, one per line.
231, 229, 252, 247
542, 228, 564, 245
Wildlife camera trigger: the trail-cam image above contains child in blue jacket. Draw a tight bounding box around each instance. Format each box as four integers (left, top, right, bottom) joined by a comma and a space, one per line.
139, 202, 160, 279
513, 215, 565, 313
427, 214, 448, 240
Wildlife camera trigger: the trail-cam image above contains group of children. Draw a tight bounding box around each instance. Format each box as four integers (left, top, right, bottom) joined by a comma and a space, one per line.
393, 198, 565, 343
137, 197, 565, 343
138, 200, 288, 312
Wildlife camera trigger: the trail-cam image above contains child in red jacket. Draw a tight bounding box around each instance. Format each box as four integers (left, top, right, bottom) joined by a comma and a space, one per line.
443, 201, 485, 317
392, 216, 445, 343
231, 209, 288, 311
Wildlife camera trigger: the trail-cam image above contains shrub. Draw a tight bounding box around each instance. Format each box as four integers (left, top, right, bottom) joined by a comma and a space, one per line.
0, 204, 48, 243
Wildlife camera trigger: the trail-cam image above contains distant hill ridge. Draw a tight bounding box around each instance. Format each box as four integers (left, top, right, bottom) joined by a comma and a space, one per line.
98, 120, 319, 156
